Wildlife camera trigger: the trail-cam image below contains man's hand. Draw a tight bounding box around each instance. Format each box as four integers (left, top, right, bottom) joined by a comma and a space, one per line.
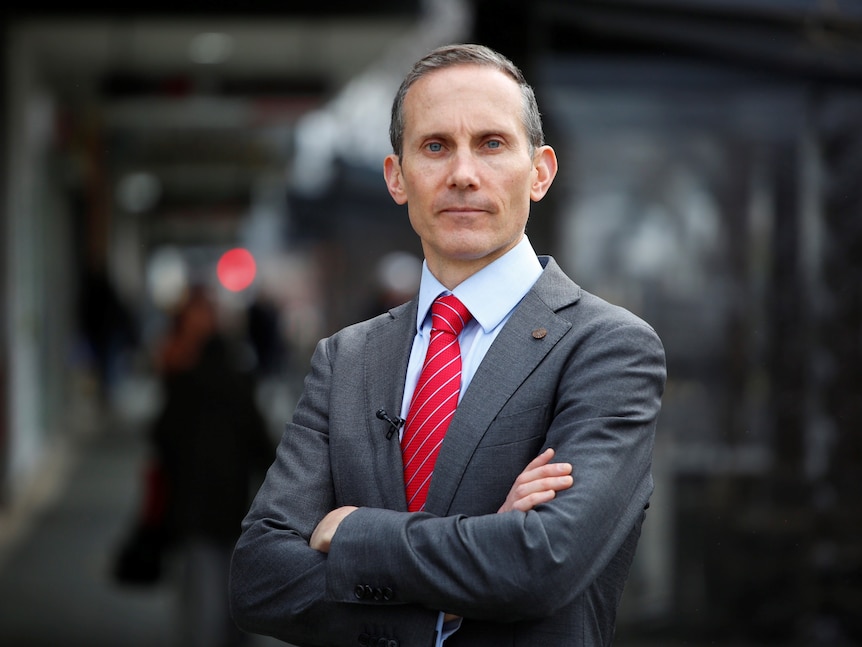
309, 506, 358, 553
444, 449, 574, 624
497, 448, 573, 513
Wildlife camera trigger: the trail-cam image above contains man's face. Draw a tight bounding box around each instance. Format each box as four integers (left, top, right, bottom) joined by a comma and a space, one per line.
384, 64, 557, 287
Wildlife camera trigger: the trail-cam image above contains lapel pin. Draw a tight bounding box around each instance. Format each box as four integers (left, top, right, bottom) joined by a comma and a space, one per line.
531, 328, 548, 339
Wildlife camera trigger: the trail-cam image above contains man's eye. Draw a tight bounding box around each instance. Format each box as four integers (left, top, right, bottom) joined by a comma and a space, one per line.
486, 140, 502, 149
427, 142, 443, 152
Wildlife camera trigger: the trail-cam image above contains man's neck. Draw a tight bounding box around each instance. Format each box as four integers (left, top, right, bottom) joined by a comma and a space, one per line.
424, 235, 526, 290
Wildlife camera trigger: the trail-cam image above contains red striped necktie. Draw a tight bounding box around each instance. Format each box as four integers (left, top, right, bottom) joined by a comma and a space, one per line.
402, 294, 472, 512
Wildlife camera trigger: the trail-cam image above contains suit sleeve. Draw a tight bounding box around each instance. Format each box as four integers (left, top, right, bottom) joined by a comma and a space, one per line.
324, 317, 666, 622
229, 337, 439, 647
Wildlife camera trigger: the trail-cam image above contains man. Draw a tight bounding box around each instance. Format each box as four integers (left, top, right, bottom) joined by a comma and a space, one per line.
230, 43, 666, 646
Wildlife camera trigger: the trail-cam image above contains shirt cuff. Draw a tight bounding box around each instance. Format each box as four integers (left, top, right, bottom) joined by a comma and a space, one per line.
434, 611, 463, 645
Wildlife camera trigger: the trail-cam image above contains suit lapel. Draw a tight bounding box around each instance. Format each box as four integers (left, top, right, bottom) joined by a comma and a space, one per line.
425, 259, 580, 514
363, 300, 417, 511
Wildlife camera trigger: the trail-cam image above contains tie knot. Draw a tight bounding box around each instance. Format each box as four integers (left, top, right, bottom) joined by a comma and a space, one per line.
431, 294, 472, 336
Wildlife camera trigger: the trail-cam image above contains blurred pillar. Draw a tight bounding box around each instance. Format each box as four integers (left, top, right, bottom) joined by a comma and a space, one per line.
0, 16, 8, 502
768, 138, 807, 480
718, 139, 755, 446
815, 90, 862, 641
818, 92, 862, 504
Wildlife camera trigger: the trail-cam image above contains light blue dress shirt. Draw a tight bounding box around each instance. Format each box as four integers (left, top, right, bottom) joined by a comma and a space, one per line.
397, 235, 544, 644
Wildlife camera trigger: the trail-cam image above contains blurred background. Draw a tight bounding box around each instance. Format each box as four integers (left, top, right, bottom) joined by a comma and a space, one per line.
1, 0, 861, 645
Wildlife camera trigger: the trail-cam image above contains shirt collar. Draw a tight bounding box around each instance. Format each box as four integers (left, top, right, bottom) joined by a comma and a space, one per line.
416, 236, 543, 334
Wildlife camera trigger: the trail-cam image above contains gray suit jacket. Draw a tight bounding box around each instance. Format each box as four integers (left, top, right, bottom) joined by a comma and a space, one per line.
230, 256, 666, 647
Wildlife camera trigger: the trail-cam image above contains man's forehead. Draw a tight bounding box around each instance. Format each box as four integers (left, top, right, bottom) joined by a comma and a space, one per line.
402, 65, 523, 132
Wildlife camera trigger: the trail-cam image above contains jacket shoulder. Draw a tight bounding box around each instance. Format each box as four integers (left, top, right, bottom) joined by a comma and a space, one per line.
321, 299, 416, 351
536, 256, 660, 336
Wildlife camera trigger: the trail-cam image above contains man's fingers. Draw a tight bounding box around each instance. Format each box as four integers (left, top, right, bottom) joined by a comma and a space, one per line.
499, 474, 574, 513
511, 489, 556, 512
511, 474, 573, 500
497, 448, 574, 513
522, 447, 555, 472
513, 459, 572, 488
309, 506, 357, 553
511, 474, 573, 512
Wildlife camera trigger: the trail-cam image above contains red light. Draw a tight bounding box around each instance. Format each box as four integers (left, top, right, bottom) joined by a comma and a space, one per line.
217, 248, 256, 292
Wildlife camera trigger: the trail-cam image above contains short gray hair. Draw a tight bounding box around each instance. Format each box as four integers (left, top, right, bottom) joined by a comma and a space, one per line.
389, 43, 545, 160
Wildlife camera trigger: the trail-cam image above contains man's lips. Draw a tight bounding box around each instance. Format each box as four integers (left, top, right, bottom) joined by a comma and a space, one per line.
437, 205, 491, 214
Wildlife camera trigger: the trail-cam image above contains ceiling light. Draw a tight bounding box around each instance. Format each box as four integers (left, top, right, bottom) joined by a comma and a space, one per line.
189, 32, 234, 65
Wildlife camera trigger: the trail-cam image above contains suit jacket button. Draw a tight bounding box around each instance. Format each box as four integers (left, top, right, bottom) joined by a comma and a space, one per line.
388, 641, 399, 647
354, 584, 368, 600
373, 587, 384, 600
382, 587, 394, 601
358, 633, 370, 646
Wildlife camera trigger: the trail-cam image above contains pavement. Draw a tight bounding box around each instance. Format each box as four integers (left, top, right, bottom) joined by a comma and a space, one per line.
0, 376, 287, 647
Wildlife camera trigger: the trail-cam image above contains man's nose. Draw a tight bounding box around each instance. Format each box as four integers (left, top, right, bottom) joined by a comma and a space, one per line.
446, 150, 480, 189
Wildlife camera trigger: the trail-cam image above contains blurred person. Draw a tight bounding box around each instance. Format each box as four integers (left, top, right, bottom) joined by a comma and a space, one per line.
230, 44, 665, 647
151, 287, 275, 647
154, 285, 220, 377
77, 264, 138, 402
246, 292, 289, 377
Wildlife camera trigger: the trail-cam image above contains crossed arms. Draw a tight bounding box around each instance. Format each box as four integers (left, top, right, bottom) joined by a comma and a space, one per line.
310, 447, 573, 551
310, 448, 573, 626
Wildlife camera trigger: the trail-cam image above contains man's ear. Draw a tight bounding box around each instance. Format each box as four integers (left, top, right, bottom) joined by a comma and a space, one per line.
383, 154, 408, 205
530, 146, 558, 202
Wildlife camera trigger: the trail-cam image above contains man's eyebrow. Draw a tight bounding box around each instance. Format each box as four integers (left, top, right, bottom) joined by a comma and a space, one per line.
475, 129, 512, 139
415, 128, 515, 142
416, 131, 449, 141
